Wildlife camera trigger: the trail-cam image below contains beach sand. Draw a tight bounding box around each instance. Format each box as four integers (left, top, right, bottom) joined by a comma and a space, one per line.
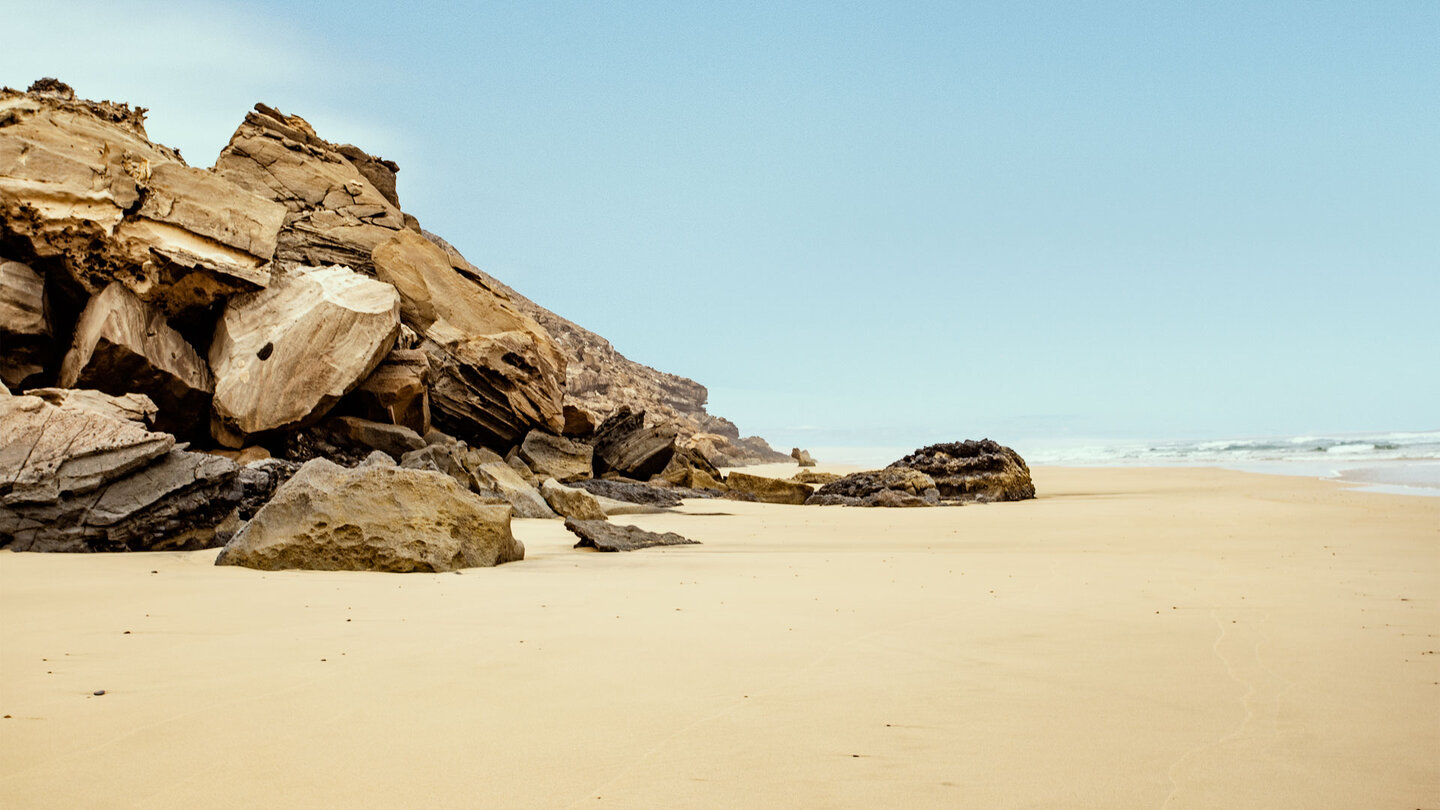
1, 466, 1436, 808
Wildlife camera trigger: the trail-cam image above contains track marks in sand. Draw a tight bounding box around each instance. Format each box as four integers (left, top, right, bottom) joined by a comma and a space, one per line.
1160, 606, 1296, 810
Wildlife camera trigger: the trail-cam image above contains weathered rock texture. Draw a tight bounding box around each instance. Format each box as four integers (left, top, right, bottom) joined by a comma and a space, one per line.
350, 348, 430, 434
572, 478, 686, 508
518, 429, 592, 482
540, 478, 607, 521
564, 518, 699, 552
0, 258, 50, 388
592, 407, 677, 479
0, 82, 285, 319
58, 282, 212, 437
215, 458, 523, 572
0, 395, 240, 551
725, 471, 814, 505
472, 461, 557, 519
25, 388, 157, 426
889, 440, 1036, 502
209, 264, 399, 446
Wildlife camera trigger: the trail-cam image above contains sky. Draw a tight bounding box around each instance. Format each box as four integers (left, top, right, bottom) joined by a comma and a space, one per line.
4, 1, 1437, 450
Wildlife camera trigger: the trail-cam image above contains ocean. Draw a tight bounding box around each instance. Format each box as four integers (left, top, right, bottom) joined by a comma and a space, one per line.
808, 430, 1440, 497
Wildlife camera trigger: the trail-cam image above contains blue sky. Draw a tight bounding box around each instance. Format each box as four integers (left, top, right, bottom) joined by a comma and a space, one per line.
5, 1, 1437, 448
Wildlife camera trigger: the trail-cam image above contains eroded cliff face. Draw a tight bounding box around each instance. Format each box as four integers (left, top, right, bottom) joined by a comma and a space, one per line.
0, 79, 782, 470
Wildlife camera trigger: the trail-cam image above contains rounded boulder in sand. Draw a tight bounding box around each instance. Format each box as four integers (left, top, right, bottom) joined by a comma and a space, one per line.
215, 458, 523, 572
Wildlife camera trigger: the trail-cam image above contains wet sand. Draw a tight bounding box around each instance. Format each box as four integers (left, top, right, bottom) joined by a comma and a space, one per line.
1, 466, 1436, 808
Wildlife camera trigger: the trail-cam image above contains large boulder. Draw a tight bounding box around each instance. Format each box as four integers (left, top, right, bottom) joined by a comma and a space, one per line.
889, 440, 1035, 501
592, 407, 677, 479
57, 283, 213, 437
214, 458, 523, 572
812, 467, 938, 500
518, 430, 592, 482
0, 395, 240, 551
724, 471, 814, 505
0, 258, 50, 388
0, 83, 285, 319
372, 229, 565, 447
539, 478, 607, 521
564, 518, 699, 552
209, 264, 400, 446
471, 461, 557, 519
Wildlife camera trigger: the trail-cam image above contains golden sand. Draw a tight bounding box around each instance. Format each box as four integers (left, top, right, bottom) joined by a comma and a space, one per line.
2, 466, 1436, 808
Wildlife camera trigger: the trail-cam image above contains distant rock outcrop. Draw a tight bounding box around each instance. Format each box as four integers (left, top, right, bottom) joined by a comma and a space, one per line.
809, 440, 1035, 506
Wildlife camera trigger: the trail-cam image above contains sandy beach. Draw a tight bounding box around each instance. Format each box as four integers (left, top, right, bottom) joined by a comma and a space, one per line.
1, 465, 1436, 809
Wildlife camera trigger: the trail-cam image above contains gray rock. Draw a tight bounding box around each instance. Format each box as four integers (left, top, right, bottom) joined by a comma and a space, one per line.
329, 416, 426, 461
592, 408, 677, 479
564, 518, 699, 552
571, 478, 685, 508
0, 395, 172, 504
215, 458, 523, 572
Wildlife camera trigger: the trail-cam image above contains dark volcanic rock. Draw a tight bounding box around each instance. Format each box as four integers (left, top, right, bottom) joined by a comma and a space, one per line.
812, 467, 937, 500
592, 407, 677, 479
564, 518, 699, 552
235, 458, 301, 521
889, 440, 1035, 501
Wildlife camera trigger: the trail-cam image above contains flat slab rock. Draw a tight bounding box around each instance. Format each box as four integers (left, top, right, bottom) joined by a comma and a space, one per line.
564, 518, 699, 552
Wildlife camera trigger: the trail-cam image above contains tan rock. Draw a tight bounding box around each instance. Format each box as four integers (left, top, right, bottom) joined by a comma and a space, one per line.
0, 258, 50, 388
25, 388, 158, 426
0, 394, 173, 505
209, 265, 400, 446
724, 472, 815, 505
472, 461, 556, 519
213, 104, 409, 274
539, 478, 607, 521
328, 416, 425, 460
215, 458, 523, 572
0, 87, 284, 318
519, 430, 592, 483
351, 348, 430, 434
792, 470, 843, 485
372, 229, 565, 446
562, 405, 598, 438
58, 283, 212, 437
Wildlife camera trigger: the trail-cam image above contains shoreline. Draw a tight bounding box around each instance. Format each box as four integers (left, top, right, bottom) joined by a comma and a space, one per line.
2, 466, 1435, 808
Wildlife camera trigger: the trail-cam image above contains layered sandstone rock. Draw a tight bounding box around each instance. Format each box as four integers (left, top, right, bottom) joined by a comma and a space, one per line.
350, 348, 430, 434
0, 82, 285, 319
724, 471, 814, 505
0, 258, 50, 388
592, 407, 677, 478
518, 430, 592, 482
0, 394, 240, 551
209, 264, 400, 446
26, 388, 158, 426
215, 457, 523, 572
58, 283, 213, 437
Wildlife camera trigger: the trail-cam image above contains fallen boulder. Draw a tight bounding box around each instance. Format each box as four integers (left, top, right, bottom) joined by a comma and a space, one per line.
572, 478, 685, 508
209, 264, 400, 446
1, 395, 240, 551
25, 388, 157, 426
472, 461, 557, 519
328, 416, 426, 461
564, 518, 699, 552
889, 440, 1035, 501
592, 407, 676, 478
518, 430, 593, 482
57, 282, 212, 437
350, 348, 431, 435
725, 471, 814, 505
215, 458, 522, 571
0, 258, 50, 389
539, 478, 607, 521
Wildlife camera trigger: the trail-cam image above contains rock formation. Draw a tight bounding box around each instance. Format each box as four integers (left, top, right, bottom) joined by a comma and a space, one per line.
0, 394, 240, 551
564, 518, 699, 552
725, 472, 814, 505
889, 440, 1035, 501
518, 430, 593, 483
539, 478, 608, 521
208, 264, 400, 446
58, 282, 213, 437
215, 457, 523, 572
0, 258, 50, 388
791, 447, 816, 466
592, 407, 677, 478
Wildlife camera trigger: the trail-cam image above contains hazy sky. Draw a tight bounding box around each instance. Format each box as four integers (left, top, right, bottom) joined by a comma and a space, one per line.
5, 1, 1437, 448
